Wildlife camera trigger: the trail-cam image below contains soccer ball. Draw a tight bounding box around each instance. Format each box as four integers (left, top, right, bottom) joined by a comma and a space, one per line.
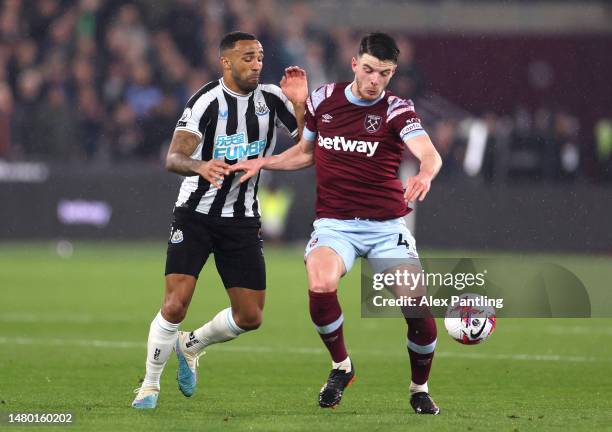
444, 293, 496, 345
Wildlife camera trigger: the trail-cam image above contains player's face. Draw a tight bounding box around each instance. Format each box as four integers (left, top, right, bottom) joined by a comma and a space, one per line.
351, 54, 397, 100
221, 40, 264, 93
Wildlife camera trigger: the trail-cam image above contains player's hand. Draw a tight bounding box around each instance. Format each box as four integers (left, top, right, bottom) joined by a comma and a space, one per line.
280, 66, 308, 104
230, 158, 266, 183
404, 172, 432, 203
196, 159, 230, 189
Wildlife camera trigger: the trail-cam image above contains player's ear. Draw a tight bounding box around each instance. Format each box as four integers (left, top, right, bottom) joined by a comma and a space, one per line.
351, 57, 358, 72
220, 56, 231, 72
389, 65, 398, 78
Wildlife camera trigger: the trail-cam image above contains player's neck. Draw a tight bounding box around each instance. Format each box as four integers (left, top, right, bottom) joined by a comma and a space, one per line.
346, 82, 384, 106
221, 77, 252, 96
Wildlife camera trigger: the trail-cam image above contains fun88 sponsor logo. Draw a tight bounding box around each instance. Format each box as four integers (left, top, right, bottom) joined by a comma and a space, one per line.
214, 133, 266, 160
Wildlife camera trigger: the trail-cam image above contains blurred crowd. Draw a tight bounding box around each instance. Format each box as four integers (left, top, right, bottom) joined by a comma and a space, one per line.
433, 107, 587, 183
0, 0, 418, 164
0, 0, 609, 182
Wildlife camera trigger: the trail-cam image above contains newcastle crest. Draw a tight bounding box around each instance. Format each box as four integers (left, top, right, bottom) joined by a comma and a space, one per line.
255, 101, 269, 116
170, 229, 184, 244
364, 114, 382, 133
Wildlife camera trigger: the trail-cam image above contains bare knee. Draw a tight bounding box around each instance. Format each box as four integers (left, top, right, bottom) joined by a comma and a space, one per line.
161, 299, 189, 323
234, 309, 263, 331
309, 278, 338, 293
306, 247, 343, 293
162, 274, 195, 323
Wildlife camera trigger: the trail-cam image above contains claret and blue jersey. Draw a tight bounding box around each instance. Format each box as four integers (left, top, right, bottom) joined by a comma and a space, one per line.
303, 82, 429, 221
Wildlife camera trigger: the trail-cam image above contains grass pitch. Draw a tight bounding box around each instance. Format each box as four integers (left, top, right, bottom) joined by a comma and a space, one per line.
1, 242, 611, 431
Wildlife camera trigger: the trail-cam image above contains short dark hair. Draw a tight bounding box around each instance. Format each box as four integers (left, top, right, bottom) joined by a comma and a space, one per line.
358, 32, 400, 63
219, 31, 257, 52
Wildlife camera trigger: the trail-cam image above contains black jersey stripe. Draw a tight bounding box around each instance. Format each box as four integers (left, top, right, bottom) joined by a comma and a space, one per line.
208, 91, 239, 217
251, 91, 278, 217
185, 80, 220, 109
233, 94, 260, 217
183, 99, 219, 211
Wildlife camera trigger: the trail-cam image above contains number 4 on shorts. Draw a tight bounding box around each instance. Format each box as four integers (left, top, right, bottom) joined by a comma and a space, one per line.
397, 234, 410, 248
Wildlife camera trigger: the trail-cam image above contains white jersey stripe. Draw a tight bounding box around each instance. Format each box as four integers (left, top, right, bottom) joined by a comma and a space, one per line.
174, 78, 297, 217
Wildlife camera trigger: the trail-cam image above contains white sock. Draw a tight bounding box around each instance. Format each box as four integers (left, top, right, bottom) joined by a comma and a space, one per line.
410, 380, 429, 395
183, 307, 245, 355
332, 356, 352, 373
142, 311, 180, 389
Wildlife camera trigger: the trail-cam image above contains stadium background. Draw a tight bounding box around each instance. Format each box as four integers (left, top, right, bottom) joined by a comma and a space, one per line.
0, 1, 610, 431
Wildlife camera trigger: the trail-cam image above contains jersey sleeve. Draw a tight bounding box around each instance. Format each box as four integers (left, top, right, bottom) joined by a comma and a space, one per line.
261, 84, 298, 139
303, 83, 336, 142
303, 94, 318, 141
386, 97, 428, 143
175, 92, 215, 139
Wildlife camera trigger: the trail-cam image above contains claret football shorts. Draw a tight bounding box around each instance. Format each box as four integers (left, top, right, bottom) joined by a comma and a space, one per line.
165, 208, 266, 290
304, 217, 421, 274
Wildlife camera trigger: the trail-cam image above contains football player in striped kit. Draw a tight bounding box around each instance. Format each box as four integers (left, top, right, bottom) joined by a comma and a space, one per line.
132, 32, 308, 409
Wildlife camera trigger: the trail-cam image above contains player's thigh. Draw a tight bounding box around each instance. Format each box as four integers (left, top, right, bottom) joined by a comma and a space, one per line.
305, 246, 346, 293
304, 220, 359, 278
165, 209, 213, 280
212, 218, 266, 291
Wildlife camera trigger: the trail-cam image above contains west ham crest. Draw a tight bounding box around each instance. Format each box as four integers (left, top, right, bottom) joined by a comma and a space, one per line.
364, 114, 382, 133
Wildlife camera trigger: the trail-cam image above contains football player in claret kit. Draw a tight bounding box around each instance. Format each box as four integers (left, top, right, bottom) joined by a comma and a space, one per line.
131, 31, 308, 409
232, 32, 443, 414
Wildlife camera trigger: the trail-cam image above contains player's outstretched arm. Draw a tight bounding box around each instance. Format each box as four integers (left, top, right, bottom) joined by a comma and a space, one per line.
165, 130, 230, 189
280, 66, 308, 140
231, 137, 315, 183
404, 134, 443, 203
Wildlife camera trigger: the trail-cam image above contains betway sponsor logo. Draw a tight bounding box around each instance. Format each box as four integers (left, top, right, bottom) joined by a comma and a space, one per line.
317, 135, 379, 157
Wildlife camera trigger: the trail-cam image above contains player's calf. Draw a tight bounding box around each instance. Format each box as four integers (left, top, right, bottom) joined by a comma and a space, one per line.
405, 309, 439, 415
134, 311, 180, 409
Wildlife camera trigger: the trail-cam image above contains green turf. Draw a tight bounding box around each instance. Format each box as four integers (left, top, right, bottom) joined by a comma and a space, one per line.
0, 242, 611, 431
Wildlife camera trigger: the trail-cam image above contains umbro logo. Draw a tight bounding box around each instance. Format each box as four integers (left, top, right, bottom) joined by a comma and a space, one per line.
153, 348, 161, 360
219, 110, 228, 119
322, 113, 333, 123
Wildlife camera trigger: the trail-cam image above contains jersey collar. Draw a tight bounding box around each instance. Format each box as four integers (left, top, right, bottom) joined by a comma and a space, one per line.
344, 82, 385, 106
220, 78, 255, 99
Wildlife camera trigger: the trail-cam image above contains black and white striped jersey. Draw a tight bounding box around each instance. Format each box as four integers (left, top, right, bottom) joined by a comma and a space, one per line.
174, 78, 298, 217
